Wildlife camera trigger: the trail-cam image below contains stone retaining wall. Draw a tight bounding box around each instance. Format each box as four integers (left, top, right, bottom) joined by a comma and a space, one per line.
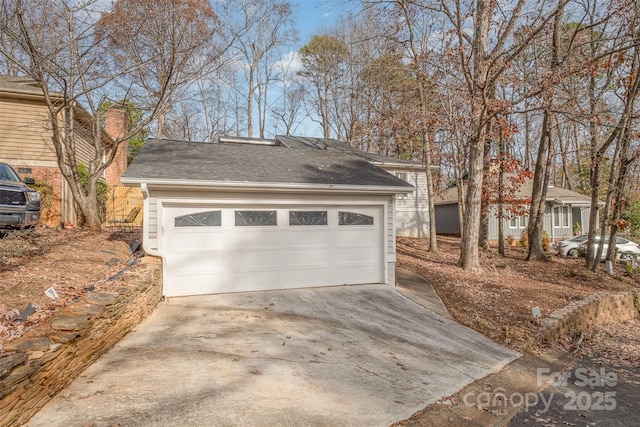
540, 290, 639, 341
0, 261, 162, 427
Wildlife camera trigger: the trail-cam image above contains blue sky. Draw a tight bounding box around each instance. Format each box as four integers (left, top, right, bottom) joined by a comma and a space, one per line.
291, 0, 357, 43
266, 1, 358, 137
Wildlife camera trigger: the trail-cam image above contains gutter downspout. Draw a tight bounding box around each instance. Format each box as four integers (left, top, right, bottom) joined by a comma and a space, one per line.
140, 183, 161, 257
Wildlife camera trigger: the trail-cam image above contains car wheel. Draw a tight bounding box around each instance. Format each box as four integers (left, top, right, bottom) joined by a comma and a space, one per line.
567, 248, 578, 258
619, 253, 639, 260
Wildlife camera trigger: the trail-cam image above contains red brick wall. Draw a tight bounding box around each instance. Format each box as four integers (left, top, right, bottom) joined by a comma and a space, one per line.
9, 165, 62, 228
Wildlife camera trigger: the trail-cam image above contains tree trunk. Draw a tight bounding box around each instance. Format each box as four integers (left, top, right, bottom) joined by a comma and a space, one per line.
459, 125, 486, 272
595, 138, 622, 264
156, 112, 166, 139
479, 128, 492, 251
498, 131, 506, 257
423, 131, 437, 252
459, 0, 492, 272
526, 110, 552, 261
247, 69, 254, 138
607, 153, 633, 260
526, 0, 565, 262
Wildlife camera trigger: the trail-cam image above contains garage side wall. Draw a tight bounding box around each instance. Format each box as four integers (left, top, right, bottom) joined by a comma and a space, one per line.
146, 194, 159, 251
387, 196, 396, 286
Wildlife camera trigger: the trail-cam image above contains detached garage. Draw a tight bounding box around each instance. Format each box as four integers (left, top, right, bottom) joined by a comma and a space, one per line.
121, 139, 413, 297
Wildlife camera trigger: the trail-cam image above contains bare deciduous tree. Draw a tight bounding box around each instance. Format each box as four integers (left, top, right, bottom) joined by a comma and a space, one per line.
0, 0, 222, 230
218, 0, 297, 138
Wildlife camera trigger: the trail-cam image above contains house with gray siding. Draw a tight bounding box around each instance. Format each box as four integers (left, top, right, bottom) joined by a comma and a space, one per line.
434, 179, 600, 242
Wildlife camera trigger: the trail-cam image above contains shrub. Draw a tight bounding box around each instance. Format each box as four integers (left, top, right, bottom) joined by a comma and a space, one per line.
624, 263, 635, 276
0, 228, 44, 258
28, 178, 55, 224
517, 231, 529, 249
29, 179, 53, 210
542, 229, 551, 252
573, 222, 582, 236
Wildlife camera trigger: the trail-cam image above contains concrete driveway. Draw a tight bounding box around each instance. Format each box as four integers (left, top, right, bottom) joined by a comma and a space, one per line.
28, 284, 519, 427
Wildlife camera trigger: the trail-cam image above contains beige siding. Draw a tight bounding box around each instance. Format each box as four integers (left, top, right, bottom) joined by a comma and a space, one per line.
0, 98, 56, 162
0, 97, 98, 166
71, 115, 99, 166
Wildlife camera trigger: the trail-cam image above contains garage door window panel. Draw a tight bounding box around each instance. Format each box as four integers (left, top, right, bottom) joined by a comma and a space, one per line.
289, 211, 328, 226
235, 210, 277, 226
339, 211, 374, 226
174, 211, 221, 227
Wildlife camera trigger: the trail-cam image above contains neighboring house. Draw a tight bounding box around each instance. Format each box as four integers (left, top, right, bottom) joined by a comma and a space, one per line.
0, 75, 128, 227
121, 138, 413, 297
434, 178, 600, 241
231, 135, 430, 238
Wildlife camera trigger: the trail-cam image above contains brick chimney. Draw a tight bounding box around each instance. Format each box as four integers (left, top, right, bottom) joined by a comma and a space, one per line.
104, 107, 128, 186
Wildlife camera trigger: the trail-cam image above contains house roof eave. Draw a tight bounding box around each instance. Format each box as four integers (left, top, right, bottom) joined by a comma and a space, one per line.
121, 177, 414, 195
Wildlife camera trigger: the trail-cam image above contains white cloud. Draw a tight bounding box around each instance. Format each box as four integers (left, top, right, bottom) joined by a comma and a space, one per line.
272, 51, 303, 75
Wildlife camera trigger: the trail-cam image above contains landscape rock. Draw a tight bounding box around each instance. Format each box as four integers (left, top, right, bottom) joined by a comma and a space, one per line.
86, 292, 119, 306
14, 303, 36, 322
0, 353, 27, 379
4, 337, 52, 353
51, 313, 92, 331
0, 264, 162, 427
27, 351, 44, 361
72, 304, 106, 317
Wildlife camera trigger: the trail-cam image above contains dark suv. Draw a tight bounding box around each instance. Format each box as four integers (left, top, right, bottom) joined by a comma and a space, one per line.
0, 163, 41, 228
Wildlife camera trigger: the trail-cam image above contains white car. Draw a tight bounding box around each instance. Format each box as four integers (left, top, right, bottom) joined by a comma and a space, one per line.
557, 235, 640, 260
556, 234, 589, 257
586, 236, 640, 260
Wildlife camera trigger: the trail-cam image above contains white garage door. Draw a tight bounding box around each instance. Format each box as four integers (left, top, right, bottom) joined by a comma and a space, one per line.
162, 205, 383, 296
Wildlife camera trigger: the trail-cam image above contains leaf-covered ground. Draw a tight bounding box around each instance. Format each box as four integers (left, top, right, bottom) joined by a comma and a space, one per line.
0, 227, 141, 346
397, 236, 640, 355
2, 231, 638, 364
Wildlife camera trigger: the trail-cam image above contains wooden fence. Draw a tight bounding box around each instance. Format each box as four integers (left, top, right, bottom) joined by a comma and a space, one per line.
104, 185, 144, 228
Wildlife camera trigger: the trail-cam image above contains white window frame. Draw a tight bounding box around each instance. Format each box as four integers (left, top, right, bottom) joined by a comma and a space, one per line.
395, 171, 408, 182
509, 215, 528, 229
553, 206, 569, 228
394, 172, 408, 199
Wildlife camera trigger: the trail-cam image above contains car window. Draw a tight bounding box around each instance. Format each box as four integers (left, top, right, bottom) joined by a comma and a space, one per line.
0, 164, 20, 182
615, 237, 629, 244
571, 235, 588, 242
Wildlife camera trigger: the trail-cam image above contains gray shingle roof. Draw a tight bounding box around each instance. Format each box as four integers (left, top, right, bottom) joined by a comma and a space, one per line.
122, 139, 413, 189
275, 135, 423, 167
435, 177, 593, 205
